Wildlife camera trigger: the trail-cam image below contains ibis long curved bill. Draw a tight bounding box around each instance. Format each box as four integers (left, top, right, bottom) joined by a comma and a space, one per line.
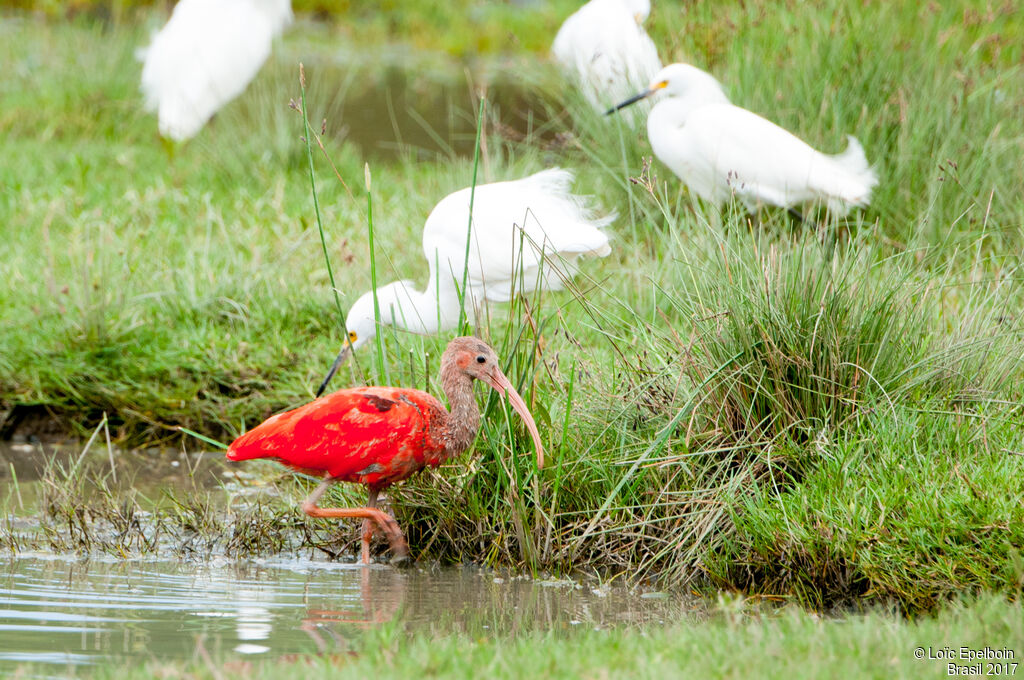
480, 367, 545, 470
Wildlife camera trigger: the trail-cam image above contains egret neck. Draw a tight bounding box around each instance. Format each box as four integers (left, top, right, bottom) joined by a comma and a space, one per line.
369, 277, 465, 337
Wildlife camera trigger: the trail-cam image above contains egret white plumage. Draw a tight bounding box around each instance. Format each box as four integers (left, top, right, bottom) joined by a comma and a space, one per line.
317, 168, 613, 395
552, 0, 662, 117
139, 0, 293, 142
608, 63, 879, 215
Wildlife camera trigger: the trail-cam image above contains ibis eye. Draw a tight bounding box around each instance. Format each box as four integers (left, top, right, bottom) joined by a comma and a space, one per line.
475, 356, 486, 364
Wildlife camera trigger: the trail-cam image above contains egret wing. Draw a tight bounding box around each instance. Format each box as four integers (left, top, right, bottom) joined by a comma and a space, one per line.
677, 105, 832, 208
422, 169, 613, 303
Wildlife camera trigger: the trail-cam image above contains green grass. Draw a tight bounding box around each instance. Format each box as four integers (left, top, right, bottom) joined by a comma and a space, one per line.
1, 0, 1023, 612
710, 408, 1024, 610
67, 596, 1024, 679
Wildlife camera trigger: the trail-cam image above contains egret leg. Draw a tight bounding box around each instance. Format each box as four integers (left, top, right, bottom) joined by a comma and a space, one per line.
786, 206, 807, 225
159, 135, 176, 160
300, 478, 409, 563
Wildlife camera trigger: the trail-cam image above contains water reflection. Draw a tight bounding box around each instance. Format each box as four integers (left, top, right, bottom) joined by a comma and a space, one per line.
235, 35, 564, 163
0, 440, 231, 513
0, 556, 692, 672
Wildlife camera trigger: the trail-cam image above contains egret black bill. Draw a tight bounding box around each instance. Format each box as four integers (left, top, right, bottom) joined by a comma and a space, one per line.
604, 80, 667, 116
316, 344, 351, 397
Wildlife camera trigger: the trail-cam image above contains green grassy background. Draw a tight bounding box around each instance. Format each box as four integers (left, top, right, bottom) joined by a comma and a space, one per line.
2, 0, 1023, 612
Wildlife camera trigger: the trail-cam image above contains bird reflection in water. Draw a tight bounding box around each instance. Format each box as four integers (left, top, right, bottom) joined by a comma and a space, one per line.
300, 567, 407, 654
216, 568, 407, 671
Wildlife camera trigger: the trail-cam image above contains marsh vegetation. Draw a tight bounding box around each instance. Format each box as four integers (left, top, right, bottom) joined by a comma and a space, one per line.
2, 4, 1022, 663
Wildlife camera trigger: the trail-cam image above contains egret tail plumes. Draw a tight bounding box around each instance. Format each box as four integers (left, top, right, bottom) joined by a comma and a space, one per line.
818, 136, 878, 213
138, 0, 293, 141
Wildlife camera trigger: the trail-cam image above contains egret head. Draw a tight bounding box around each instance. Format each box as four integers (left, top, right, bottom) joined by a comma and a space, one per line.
341, 288, 384, 355
605, 63, 728, 115
649, 64, 728, 99
314, 281, 416, 397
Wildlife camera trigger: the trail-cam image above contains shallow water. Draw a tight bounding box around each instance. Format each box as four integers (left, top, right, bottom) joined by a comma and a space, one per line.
258, 33, 563, 162
0, 440, 231, 512
0, 555, 692, 674
322, 62, 552, 161
0, 444, 693, 673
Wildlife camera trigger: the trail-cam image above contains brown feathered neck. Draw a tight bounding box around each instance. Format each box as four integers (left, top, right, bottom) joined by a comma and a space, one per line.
436, 348, 482, 457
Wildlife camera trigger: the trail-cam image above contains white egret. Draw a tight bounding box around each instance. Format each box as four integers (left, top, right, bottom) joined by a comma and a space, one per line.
317, 168, 614, 395
138, 0, 293, 142
552, 0, 662, 117
608, 63, 879, 215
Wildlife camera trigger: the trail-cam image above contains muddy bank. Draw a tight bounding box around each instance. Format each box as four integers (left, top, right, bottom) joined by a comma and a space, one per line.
1, 440, 366, 560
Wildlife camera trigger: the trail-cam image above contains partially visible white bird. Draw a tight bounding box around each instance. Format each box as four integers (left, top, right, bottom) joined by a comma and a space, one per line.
552, 0, 662, 117
138, 0, 293, 142
608, 63, 879, 215
317, 169, 614, 395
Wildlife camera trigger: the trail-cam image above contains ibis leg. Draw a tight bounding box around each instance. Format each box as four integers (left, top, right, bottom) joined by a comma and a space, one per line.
301, 478, 409, 563
360, 489, 379, 565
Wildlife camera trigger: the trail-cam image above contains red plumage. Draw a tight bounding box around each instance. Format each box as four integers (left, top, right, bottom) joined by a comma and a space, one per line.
226, 387, 448, 491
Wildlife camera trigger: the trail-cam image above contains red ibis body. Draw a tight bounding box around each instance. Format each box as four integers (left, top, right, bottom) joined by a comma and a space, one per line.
226, 387, 448, 491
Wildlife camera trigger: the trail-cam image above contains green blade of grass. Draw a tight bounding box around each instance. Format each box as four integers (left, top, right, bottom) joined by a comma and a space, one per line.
457, 95, 486, 335
364, 163, 387, 382
178, 427, 229, 451
298, 63, 345, 333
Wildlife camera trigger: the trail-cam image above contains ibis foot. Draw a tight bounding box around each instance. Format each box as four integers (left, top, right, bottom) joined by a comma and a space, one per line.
390, 553, 413, 568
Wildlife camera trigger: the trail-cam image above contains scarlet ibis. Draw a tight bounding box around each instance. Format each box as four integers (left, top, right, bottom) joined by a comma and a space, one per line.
317, 168, 612, 396
139, 0, 293, 141
226, 337, 544, 564
607, 63, 879, 215
552, 0, 662, 119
